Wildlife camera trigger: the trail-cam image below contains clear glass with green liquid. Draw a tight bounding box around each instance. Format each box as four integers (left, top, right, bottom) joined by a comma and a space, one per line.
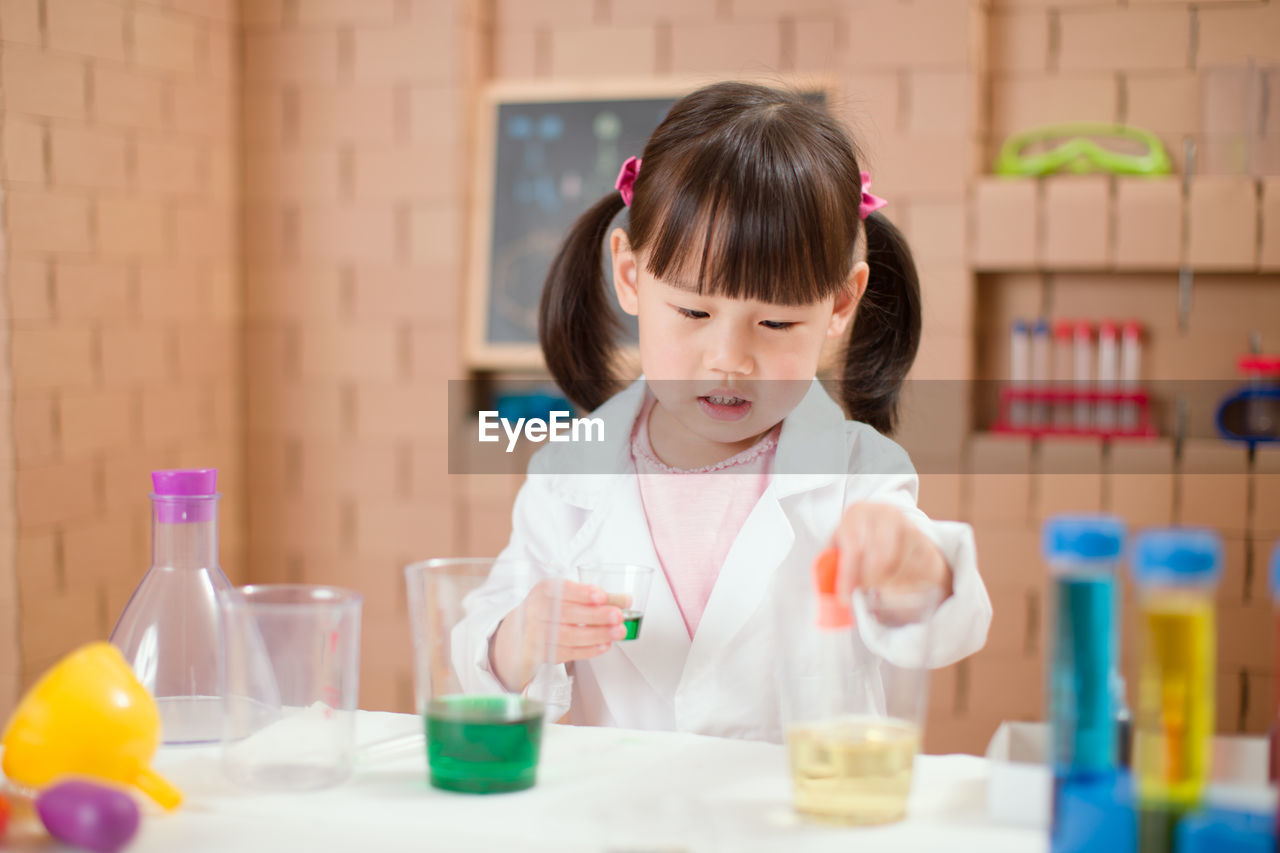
424, 694, 544, 793
621, 609, 643, 640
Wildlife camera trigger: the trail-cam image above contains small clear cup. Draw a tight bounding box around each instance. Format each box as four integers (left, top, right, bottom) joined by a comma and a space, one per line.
404, 558, 562, 794
218, 584, 362, 791
775, 578, 941, 826
577, 563, 655, 641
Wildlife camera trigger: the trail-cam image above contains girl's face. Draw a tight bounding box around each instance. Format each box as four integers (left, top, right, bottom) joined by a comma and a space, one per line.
610, 229, 867, 463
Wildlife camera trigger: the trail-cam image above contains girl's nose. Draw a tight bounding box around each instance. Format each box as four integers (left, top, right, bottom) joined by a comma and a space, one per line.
705, 326, 754, 376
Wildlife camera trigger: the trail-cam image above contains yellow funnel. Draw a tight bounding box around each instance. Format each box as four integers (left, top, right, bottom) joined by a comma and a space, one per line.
1, 643, 183, 810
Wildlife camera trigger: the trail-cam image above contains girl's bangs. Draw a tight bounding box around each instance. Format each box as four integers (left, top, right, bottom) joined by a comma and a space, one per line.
639, 136, 859, 307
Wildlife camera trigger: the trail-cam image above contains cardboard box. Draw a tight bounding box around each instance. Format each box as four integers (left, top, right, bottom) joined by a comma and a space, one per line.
984, 721, 1051, 828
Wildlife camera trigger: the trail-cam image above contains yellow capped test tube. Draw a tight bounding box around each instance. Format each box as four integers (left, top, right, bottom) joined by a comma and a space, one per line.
1130, 528, 1222, 853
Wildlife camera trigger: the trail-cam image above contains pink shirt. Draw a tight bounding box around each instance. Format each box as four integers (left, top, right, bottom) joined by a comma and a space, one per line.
630, 396, 779, 638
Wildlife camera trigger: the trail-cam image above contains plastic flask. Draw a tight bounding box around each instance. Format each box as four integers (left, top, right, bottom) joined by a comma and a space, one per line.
110, 469, 232, 745
1043, 516, 1128, 808
1129, 528, 1222, 853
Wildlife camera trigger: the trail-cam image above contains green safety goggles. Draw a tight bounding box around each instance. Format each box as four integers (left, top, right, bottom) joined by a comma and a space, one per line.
994, 123, 1173, 177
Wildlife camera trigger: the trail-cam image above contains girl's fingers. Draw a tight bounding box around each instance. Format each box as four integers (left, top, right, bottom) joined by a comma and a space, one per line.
525, 606, 620, 636
860, 519, 902, 588
557, 622, 626, 648
834, 519, 865, 601
557, 580, 609, 606
521, 580, 630, 666
524, 581, 604, 620
837, 546, 859, 601
557, 600, 624, 626
898, 527, 927, 585
835, 504, 931, 595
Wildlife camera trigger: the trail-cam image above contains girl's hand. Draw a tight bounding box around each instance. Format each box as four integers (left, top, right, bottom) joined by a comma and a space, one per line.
491, 580, 628, 690
830, 503, 953, 602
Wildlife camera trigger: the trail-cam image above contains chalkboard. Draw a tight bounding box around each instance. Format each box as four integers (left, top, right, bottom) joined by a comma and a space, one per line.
466, 78, 834, 370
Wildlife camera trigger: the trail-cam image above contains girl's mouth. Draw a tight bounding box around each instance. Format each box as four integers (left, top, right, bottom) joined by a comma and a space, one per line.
698, 395, 752, 422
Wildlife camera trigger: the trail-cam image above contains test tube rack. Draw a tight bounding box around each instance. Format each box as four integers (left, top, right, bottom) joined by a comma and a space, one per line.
995, 317, 1157, 440
991, 386, 1157, 439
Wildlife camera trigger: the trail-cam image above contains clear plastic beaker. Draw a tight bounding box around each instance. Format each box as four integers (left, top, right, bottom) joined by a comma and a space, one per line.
110, 469, 232, 745
577, 563, 654, 641
218, 584, 362, 791
775, 568, 941, 826
404, 558, 562, 794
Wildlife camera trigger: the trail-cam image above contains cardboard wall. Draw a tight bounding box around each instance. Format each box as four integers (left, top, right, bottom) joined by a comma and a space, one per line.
0, 0, 244, 706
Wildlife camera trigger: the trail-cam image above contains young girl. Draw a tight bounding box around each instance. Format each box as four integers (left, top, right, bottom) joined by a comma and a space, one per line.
462, 81, 991, 742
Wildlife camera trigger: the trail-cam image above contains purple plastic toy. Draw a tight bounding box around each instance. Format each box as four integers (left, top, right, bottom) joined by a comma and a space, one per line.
36, 780, 140, 853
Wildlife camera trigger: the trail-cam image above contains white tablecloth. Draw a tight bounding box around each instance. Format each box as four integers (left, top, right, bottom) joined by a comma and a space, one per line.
15, 711, 1047, 852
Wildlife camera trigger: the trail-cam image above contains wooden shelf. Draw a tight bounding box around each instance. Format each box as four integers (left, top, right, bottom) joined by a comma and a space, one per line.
972, 175, 1280, 274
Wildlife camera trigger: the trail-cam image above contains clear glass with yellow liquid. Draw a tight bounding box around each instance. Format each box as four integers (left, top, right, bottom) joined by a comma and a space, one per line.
786, 715, 920, 825
776, 565, 940, 828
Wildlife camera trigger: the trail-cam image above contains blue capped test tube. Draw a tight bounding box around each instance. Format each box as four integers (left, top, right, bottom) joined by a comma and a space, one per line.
1043, 516, 1128, 821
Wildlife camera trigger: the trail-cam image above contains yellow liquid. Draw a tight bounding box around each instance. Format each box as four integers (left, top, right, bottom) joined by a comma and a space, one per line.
786, 716, 919, 825
1134, 593, 1214, 808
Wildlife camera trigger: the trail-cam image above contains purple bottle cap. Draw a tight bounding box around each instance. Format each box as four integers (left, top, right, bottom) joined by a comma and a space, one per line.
152, 468, 217, 495
151, 469, 218, 523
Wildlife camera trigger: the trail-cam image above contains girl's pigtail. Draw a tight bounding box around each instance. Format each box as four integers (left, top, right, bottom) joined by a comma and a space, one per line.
839, 211, 922, 435
538, 192, 628, 412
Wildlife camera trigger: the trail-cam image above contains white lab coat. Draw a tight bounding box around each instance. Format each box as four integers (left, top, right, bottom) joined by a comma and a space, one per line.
457, 378, 992, 742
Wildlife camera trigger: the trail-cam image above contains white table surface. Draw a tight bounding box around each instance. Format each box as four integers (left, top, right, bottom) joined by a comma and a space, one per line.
10, 711, 1047, 852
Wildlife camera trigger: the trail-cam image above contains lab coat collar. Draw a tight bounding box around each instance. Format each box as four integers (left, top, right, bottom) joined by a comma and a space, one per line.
540, 377, 849, 507
771, 378, 851, 496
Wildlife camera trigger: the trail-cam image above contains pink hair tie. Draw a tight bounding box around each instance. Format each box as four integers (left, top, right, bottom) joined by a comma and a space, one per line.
615, 156, 641, 206
859, 171, 887, 220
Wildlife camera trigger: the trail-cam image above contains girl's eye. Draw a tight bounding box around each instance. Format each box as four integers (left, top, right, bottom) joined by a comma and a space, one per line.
676, 307, 709, 319
760, 321, 796, 330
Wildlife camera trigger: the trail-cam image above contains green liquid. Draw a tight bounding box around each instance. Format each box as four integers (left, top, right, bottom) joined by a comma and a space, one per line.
424, 695, 544, 794
622, 610, 643, 640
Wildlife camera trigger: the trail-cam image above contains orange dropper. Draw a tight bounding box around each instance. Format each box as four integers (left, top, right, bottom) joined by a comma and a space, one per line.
814, 546, 852, 629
